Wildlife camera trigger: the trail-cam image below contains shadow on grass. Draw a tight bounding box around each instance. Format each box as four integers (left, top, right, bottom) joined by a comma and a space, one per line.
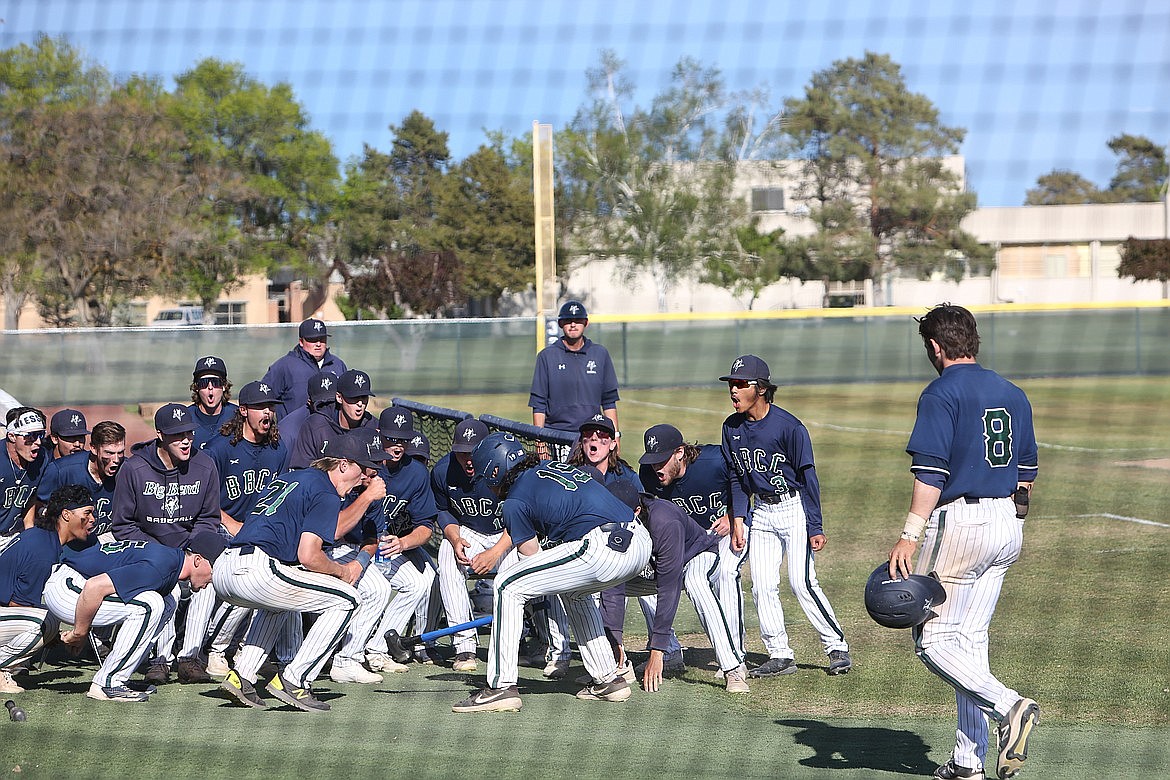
776, 718, 938, 776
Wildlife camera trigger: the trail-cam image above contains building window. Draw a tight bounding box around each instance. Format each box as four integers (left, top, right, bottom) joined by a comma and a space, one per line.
214, 302, 246, 325
751, 187, 785, 212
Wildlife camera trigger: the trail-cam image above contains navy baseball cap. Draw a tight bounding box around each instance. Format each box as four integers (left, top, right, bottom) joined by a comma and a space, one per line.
193, 355, 228, 379
50, 409, 90, 437
307, 371, 339, 407
238, 380, 278, 406
155, 403, 197, 435
187, 530, 226, 564
606, 480, 645, 513
337, 369, 375, 400
639, 424, 685, 465
451, 419, 489, 453
557, 300, 588, 321
405, 432, 431, 463
323, 432, 385, 469
299, 318, 330, 340
378, 405, 415, 438
719, 354, 771, 383
579, 413, 616, 438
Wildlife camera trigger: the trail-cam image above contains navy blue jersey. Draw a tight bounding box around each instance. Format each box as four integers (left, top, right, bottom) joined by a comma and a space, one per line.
528, 337, 619, 432
277, 405, 312, 455
593, 463, 643, 492
0, 447, 46, 535
430, 453, 501, 535
262, 345, 347, 420
350, 458, 437, 543
0, 527, 62, 606
231, 468, 340, 564
502, 462, 633, 546
61, 538, 184, 601
188, 402, 239, 451
36, 451, 118, 537
722, 405, 825, 536
289, 407, 376, 470
638, 496, 719, 649
907, 363, 1039, 505
204, 435, 290, 522
641, 444, 731, 530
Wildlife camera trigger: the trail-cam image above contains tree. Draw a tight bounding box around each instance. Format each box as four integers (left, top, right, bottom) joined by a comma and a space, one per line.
1118, 237, 1170, 298
1105, 134, 1168, 203
781, 52, 991, 300
0, 35, 108, 327
558, 51, 745, 311
1025, 170, 1101, 205
170, 59, 340, 312
700, 222, 815, 309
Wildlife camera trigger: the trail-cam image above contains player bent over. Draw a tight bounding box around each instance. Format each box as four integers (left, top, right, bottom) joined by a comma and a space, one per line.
886, 304, 1040, 780
44, 524, 221, 702
0, 485, 95, 693
452, 433, 652, 713
602, 482, 749, 695
213, 433, 376, 711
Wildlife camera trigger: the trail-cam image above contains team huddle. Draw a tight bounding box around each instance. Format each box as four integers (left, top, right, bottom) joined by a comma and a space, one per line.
0, 303, 1040, 779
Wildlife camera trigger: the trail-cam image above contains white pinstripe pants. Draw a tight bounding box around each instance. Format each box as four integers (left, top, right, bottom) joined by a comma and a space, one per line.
212, 547, 358, 688
624, 550, 745, 672
366, 553, 436, 655
437, 528, 503, 654
206, 602, 301, 664
0, 606, 52, 670
327, 544, 393, 663
487, 523, 652, 690
44, 565, 176, 689
712, 532, 749, 657
153, 583, 217, 663
914, 496, 1025, 769
748, 496, 848, 659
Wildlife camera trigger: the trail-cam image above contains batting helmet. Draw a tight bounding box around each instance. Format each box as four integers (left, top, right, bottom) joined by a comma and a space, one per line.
471, 432, 527, 487
864, 564, 947, 629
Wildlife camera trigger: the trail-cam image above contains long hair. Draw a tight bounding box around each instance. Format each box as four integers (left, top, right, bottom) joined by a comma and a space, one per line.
190, 378, 234, 405
566, 442, 635, 476
218, 409, 281, 448
498, 453, 541, 499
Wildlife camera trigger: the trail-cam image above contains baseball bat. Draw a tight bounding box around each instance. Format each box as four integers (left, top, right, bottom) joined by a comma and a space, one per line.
384, 616, 493, 656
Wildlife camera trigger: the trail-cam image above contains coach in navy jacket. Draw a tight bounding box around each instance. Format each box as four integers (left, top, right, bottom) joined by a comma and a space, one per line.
262, 318, 348, 420
529, 300, 620, 434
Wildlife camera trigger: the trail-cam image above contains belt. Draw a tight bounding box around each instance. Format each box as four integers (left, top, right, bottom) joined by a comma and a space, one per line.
237, 544, 256, 555
755, 492, 794, 505
962, 496, 1006, 504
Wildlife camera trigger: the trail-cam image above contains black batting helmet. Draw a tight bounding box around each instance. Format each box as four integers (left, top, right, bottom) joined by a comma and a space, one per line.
471, 432, 527, 488
864, 564, 947, 629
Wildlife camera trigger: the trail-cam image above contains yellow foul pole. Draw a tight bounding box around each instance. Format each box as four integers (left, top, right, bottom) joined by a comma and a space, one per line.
532, 121, 557, 353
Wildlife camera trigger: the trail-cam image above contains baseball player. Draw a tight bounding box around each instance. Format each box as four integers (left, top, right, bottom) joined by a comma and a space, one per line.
0, 484, 95, 694
188, 356, 238, 450
638, 423, 748, 670
277, 371, 338, 454
213, 432, 376, 711
46, 409, 90, 460
354, 406, 438, 670
719, 355, 852, 678
45, 525, 223, 702
529, 300, 620, 437
109, 403, 222, 685
202, 381, 294, 677
261, 318, 348, 420
603, 481, 749, 695
0, 408, 48, 551
289, 368, 377, 470
886, 304, 1040, 780
35, 421, 126, 538
432, 419, 500, 672
452, 433, 652, 714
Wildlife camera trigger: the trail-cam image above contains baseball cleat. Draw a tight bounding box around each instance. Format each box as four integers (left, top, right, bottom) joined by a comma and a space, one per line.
205, 651, 231, 678
542, 658, 570, 679
412, 647, 434, 665
452, 685, 522, 713
575, 660, 636, 686
725, 665, 750, 695
87, 683, 149, 702
143, 661, 171, 686
827, 650, 853, 675
933, 758, 982, 779
366, 652, 409, 673
575, 676, 632, 703
221, 671, 267, 709
996, 697, 1040, 779
0, 671, 25, 694
175, 657, 214, 684
451, 652, 478, 672
265, 672, 329, 712
748, 657, 797, 677
329, 660, 383, 684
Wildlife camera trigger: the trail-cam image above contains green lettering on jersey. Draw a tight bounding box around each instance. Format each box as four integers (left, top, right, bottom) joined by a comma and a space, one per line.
982, 408, 1013, 468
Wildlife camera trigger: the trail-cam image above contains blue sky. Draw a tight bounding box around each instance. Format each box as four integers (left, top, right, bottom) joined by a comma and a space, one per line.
4, 0, 1169, 206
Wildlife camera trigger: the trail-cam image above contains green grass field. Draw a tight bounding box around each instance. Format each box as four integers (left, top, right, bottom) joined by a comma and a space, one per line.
4, 377, 1169, 778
